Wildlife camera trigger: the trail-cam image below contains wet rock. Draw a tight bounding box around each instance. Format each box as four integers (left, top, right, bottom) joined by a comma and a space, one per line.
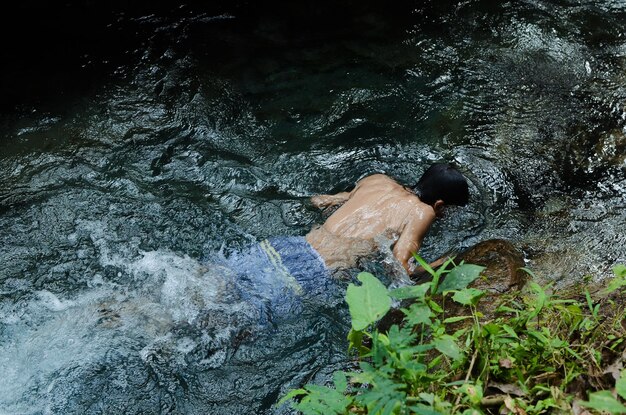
455, 239, 526, 295
451, 238, 527, 321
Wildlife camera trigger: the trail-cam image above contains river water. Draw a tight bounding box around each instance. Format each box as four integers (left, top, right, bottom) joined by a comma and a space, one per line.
1, 0, 626, 413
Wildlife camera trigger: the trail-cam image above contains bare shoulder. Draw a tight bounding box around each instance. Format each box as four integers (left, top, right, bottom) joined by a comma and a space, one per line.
357, 174, 399, 186
362, 173, 395, 181
409, 198, 436, 220
403, 195, 437, 223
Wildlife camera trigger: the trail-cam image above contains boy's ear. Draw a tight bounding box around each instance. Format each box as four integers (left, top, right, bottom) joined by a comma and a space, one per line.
433, 200, 445, 217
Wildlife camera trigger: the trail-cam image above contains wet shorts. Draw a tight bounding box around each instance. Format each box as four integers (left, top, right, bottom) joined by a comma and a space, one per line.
220, 236, 335, 323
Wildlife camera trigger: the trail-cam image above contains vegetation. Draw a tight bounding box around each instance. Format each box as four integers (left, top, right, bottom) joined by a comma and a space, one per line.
280, 256, 626, 414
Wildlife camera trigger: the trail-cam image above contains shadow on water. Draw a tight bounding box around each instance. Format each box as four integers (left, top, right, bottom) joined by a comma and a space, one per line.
1, 0, 626, 413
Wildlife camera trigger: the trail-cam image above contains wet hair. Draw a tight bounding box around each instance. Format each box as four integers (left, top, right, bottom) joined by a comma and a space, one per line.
412, 163, 469, 206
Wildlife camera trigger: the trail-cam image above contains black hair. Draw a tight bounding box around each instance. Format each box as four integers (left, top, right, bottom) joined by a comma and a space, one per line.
412, 163, 469, 206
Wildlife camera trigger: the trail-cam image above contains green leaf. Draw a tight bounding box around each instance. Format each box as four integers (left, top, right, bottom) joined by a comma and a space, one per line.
409, 404, 445, 415
386, 324, 417, 349
351, 366, 376, 385
390, 283, 430, 300
501, 324, 519, 339
347, 329, 369, 355
333, 371, 348, 393
528, 282, 547, 318
606, 265, 626, 293
451, 288, 485, 306
437, 264, 484, 293
579, 391, 626, 414
456, 382, 483, 405
346, 272, 391, 331
419, 392, 435, 405
616, 370, 626, 400
277, 388, 308, 406
413, 253, 436, 277
527, 330, 550, 345
429, 300, 444, 313
585, 289, 594, 313
605, 278, 626, 294
443, 315, 473, 324
356, 376, 406, 415
483, 322, 501, 335
434, 334, 462, 360
403, 303, 433, 326
296, 384, 352, 414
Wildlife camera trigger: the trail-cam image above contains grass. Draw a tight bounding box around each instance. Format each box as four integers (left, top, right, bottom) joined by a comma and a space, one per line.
279, 259, 626, 414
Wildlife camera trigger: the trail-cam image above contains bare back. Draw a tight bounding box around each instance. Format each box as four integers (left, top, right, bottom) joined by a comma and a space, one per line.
306, 174, 436, 272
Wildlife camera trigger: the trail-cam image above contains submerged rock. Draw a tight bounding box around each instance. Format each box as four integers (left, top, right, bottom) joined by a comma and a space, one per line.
590, 128, 626, 171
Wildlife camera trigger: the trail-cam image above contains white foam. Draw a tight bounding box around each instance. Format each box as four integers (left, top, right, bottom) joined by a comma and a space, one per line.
36, 290, 74, 312
0, 240, 258, 413
127, 250, 226, 323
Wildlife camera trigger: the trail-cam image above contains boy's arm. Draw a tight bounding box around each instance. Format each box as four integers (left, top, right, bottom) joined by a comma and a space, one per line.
392, 217, 433, 273
311, 175, 380, 210
311, 192, 351, 210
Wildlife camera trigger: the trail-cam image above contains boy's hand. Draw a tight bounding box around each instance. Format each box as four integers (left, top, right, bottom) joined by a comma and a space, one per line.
311, 195, 333, 209
311, 192, 351, 210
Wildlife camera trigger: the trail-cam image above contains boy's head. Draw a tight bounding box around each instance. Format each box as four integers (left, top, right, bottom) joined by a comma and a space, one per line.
413, 163, 469, 208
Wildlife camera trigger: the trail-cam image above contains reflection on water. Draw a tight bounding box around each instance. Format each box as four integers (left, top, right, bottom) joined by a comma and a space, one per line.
1, 0, 626, 413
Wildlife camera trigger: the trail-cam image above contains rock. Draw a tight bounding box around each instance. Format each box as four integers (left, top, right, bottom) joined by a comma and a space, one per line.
450, 238, 527, 321
378, 239, 526, 331
455, 239, 526, 294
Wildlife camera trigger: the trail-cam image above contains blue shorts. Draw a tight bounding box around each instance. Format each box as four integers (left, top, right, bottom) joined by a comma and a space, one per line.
219, 236, 334, 324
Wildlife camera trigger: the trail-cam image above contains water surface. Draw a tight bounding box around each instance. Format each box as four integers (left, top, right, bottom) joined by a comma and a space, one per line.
1, 0, 626, 413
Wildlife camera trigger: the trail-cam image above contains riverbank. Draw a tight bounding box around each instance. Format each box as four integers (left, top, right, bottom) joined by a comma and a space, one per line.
282, 260, 626, 414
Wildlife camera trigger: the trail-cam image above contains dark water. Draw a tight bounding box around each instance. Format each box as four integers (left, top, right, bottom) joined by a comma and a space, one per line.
1, 0, 626, 413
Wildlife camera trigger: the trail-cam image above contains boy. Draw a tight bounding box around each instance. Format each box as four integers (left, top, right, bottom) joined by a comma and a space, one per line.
306, 163, 469, 273
220, 163, 469, 319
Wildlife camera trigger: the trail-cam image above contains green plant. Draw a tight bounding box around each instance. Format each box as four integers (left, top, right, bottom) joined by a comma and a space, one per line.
279, 258, 626, 414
